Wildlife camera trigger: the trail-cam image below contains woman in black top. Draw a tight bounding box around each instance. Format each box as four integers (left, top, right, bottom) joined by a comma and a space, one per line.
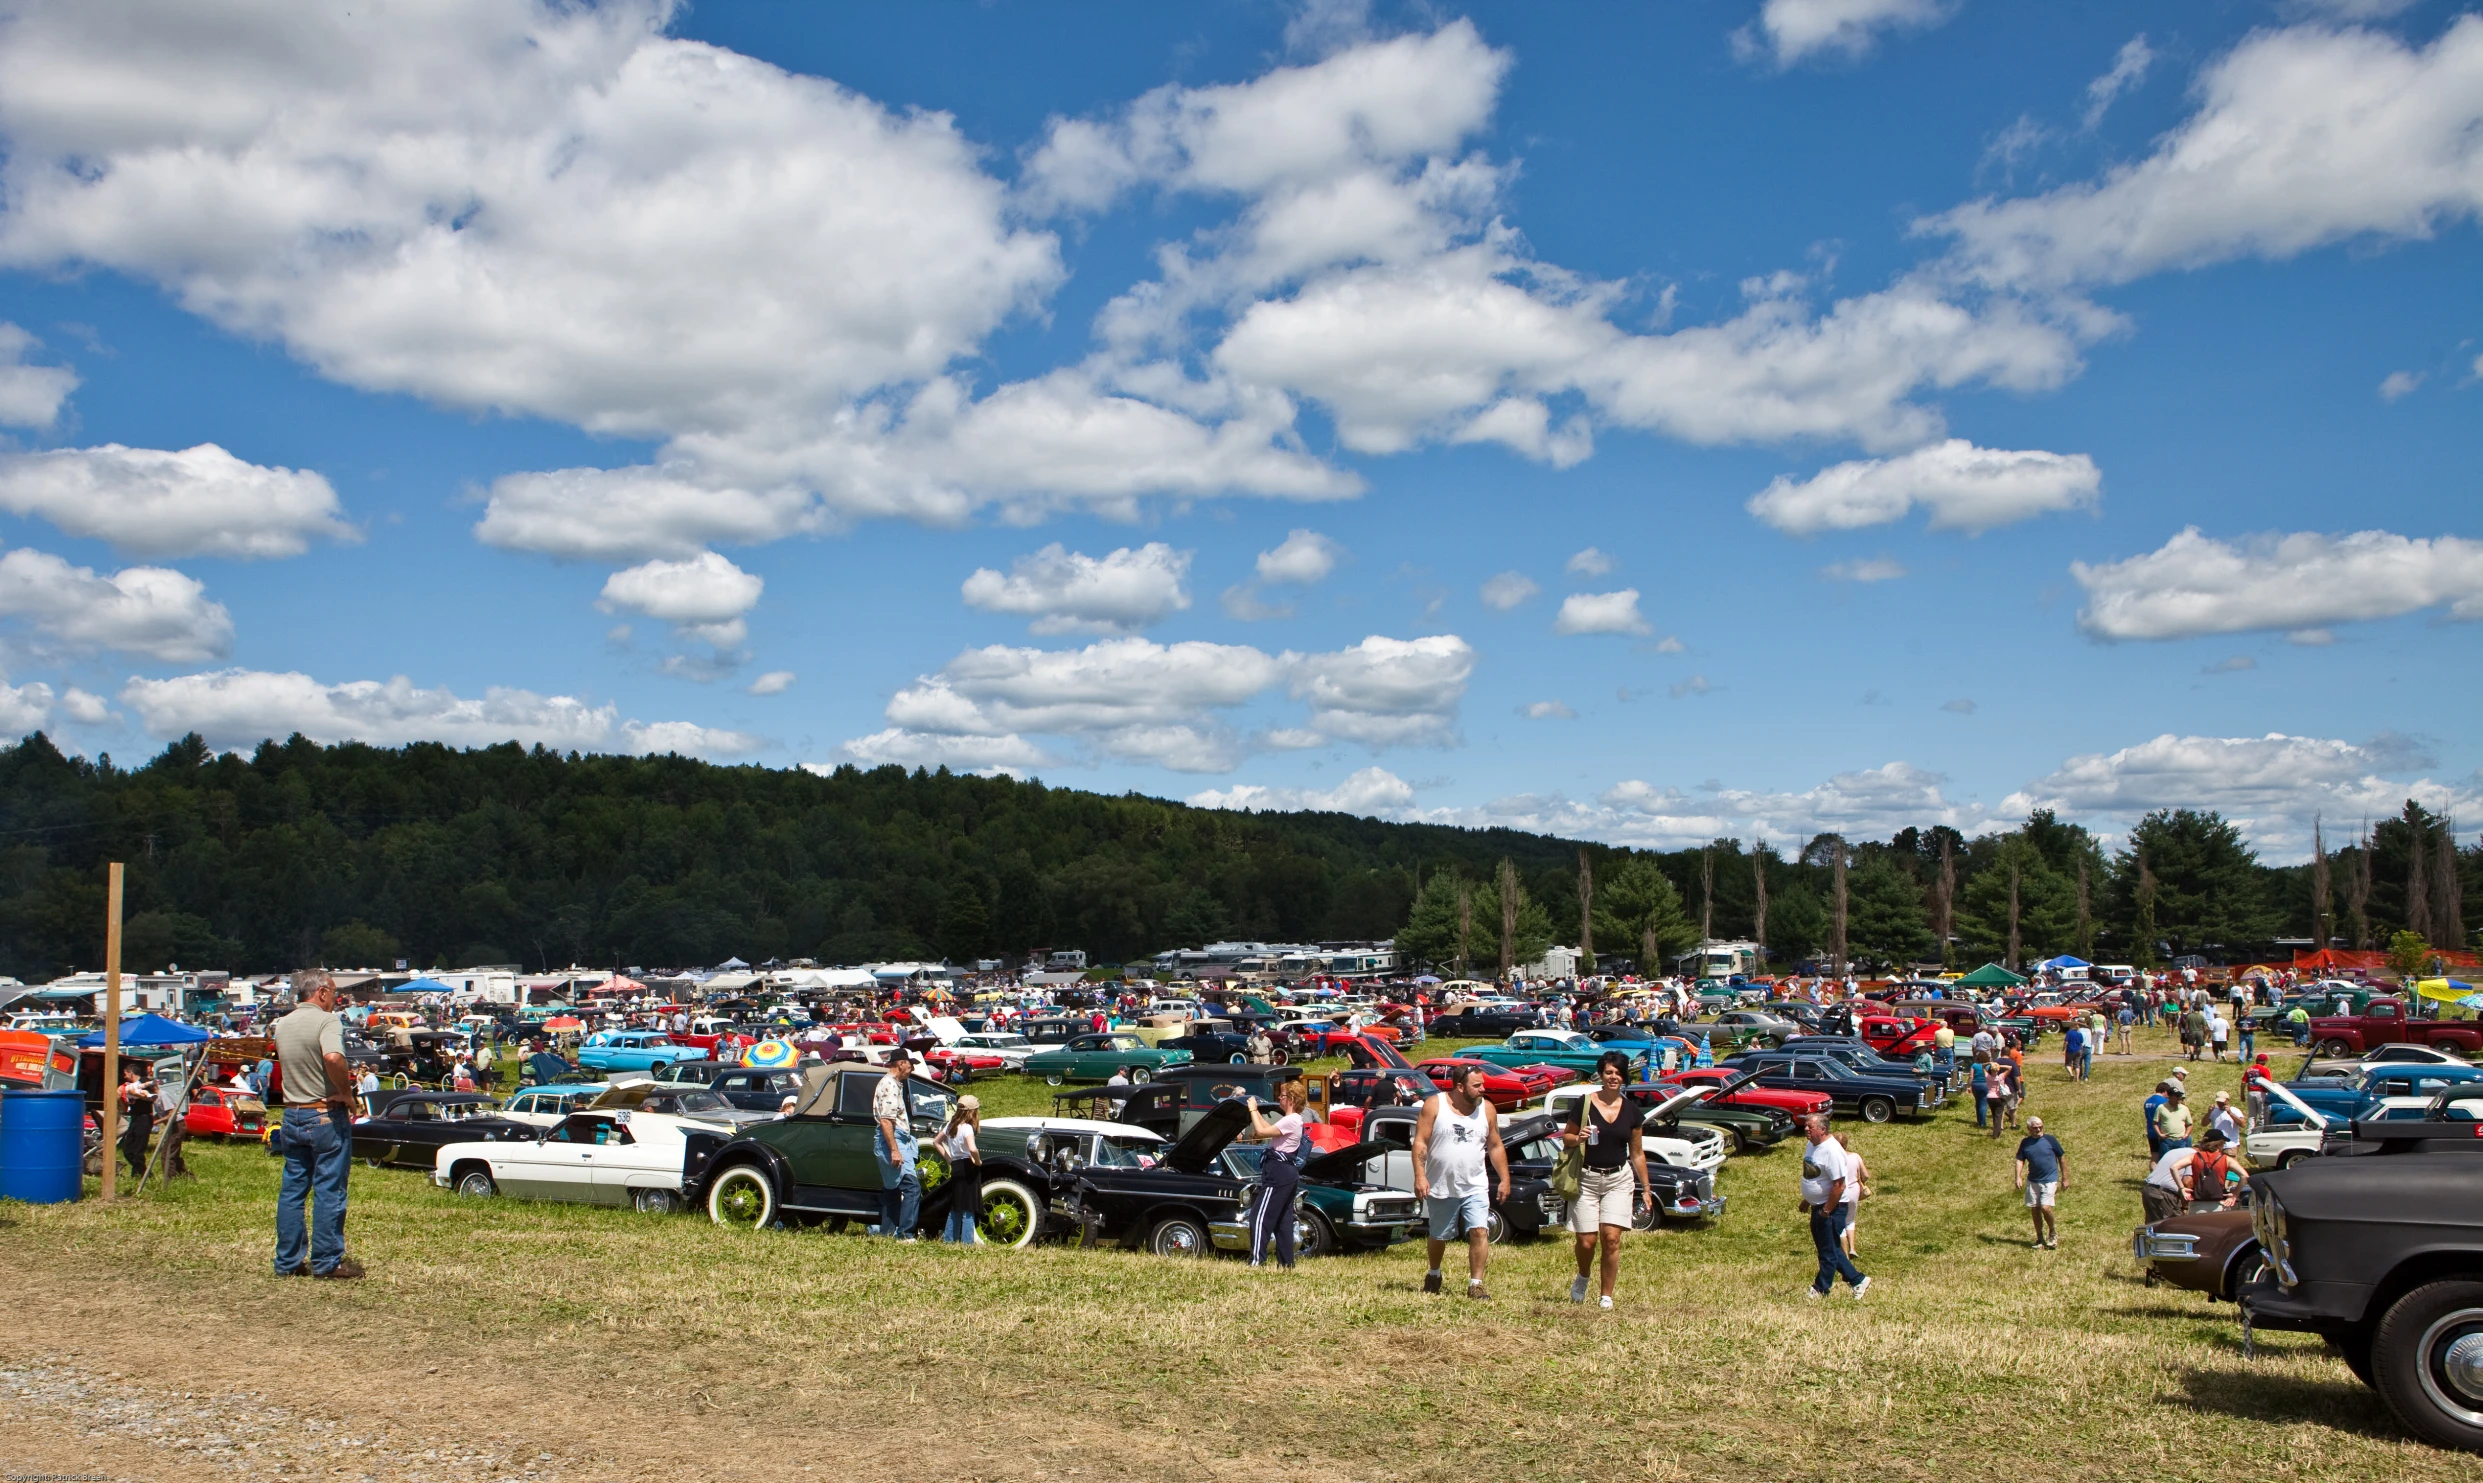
1564, 1050, 1651, 1309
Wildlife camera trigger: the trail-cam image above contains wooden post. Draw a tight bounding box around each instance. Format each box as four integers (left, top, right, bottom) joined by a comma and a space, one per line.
100, 861, 124, 1200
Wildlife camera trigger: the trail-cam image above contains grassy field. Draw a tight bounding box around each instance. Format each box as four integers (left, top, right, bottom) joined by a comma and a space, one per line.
2, 1025, 2464, 1483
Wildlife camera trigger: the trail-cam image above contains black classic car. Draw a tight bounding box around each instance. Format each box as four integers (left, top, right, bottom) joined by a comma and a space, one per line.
1156, 1021, 1256, 1064
1426, 1007, 1546, 1039
688, 1066, 1044, 1248
704, 1065, 803, 1112
1499, 1111, 1725, 1228
351, 1091, 538, 1169
2238, 1116, 2483, 1451
1054, 1097, 1419, 1258
1716, 1050, 1929, 1123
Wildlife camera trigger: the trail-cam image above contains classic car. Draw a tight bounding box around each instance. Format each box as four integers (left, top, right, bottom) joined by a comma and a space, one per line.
2260, 1063, 2483, 1128
1076, 1065, 1358, 1153
1499, 1111, 1724, 1228
704, 1066, 805, 1113
1352, 1104, 1561, 1243
2238, 1118, 2483, 1450
1216, 1142, 1423, 1255
2298, 1042, 2475, 1079
1776, 1038, 1952, 1105
1660, 1065, 1832, 1123
1411, 1057, 1572, 1112
1310, 1066, 1450, 1138
1471, 1030, 1647, 1080
688, 1066, 1045, 1248
352, 1091, 538, 1169
1424, 1006, 1546, 1039
921, 1045, 1009, 1081
948, 1031, 1038, 1070
2133, 1208, 2266, 1299
1156, 1022, 1257, 1064
1540, 1082, 1730, 1172
1024, 1033, 1196, 1086
1050, 1097, 1420, 1258
576, 1030, 702, 1073
649, 1059, 732, 1085
1856, 1015, 1946, 1059
183, 1085, 267, 1140
1708, 1009, 1802, 1045
587, 1080, 776, 1132
2302, 995, 2483, 1058
434, 1108, 725, 1214
500, 1084, 608, 1127
1716, 1050, 1929, 1123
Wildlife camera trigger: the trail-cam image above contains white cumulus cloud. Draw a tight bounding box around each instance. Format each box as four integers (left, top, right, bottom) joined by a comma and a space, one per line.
745, 670, 795, 697
2072, 527, 2483, 641
1738, 0, 1954, 67
1187, 766, 1417, 817
597, 551, 764, 649
0, 548, 233, 662
2378, 370, 2423, 401
1522, 699, 1575, 719
1288, 634, 1475, 746
118, 668, 761, 757
1929, 19, 2483, 292
962, 542, 1192, 635
0, 323, 75, 428
1565, 546, 1615, 577
1748, 439, 2100, 535
0, 442, 353, 560
0, 678, 52, 732
58, 686, 110, 724
1255, 529, 1342, 585
1554, 589, 1652, 636
1479, 571, 1539, 611
833, 727, 1050, 776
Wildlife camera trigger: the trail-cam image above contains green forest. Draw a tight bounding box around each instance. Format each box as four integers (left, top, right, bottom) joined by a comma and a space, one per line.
0, 731, 2473, 981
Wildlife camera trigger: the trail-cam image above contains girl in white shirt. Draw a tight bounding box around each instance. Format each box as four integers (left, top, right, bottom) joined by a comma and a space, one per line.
937, 1096, 983, 1245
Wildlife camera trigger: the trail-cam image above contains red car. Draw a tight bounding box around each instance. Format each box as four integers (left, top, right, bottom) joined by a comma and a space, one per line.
1412, 1057, 1573, 1111
184, 1085, 268, 1140
1857, 1015, 1944, 1058
921, 1046, 1007, 1079
1660, 1066, 1831, 1120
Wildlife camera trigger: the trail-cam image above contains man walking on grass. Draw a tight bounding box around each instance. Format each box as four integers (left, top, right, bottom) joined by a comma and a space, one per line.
2015, 1116, 2065, 1249
1413, 1064, 1507, 1300
272, 969, 362, 1280
1799, 1115, 1869, 1300
873, 1050, 922, 1239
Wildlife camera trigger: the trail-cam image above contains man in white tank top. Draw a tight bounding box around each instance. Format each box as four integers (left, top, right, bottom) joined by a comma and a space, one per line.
1413, 1064, 1508, 1300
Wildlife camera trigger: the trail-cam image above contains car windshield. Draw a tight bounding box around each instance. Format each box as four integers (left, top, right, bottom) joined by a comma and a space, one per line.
1093, 1137, 1154, 1168
667, 1090, 728, 1113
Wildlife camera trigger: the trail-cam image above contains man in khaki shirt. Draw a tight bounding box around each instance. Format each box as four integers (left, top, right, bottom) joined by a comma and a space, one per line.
271, 969, 362, 1280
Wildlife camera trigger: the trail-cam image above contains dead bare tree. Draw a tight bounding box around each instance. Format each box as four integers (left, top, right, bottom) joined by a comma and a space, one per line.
1830, 839, 1849, 978
1456, 885, 1473, 979
2076, 858, 2093, 960
1577, 849, 1595, 973
2408, 806, 2434, 947
1751, 841, 1770, 961
1936, 834, 1956, 966
2005, 856, 2022, 971
1699, 846, 1714, 942
2310, 815, 2332, 950
1497, 858, 1519, 980
2345, 819, 2373, 949
2434, 817, 2463, 950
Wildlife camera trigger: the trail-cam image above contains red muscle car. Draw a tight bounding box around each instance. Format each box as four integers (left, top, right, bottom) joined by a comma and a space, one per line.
1412, 1057, 1573, 1111
1659, 1066, 1832, 1120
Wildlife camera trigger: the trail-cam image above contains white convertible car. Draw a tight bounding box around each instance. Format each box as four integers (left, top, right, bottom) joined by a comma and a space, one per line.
1540, 1083, 1730, 1173
433, 1109, 710, 1214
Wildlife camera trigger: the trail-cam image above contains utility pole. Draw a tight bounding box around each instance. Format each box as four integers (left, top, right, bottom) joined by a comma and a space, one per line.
101, 861, 124, 1200
1830, 839, 1848, 978
1751, 842, 1769, 962
1576, 849, 1594, 974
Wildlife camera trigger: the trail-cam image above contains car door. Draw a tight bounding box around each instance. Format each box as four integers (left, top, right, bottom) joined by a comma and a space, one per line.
503, 1115, 604, 1201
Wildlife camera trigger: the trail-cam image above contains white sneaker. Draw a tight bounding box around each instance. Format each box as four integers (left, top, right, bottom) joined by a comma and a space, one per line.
1598, 1295, 1614, 1310
1803, 1287, 1824, 1300
1569, 1274, 1590, 1304
1851, 1276, 1872, 1300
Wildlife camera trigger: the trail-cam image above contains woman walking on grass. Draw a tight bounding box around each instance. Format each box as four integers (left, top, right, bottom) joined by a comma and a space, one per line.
1833, 1131, 1868, 1258
1564, 1051, 1650, 1310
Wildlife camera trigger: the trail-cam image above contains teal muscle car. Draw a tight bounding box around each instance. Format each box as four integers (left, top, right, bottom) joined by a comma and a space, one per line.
1470, 1028, 1646, 1080
1024, 1033, 1196, 1086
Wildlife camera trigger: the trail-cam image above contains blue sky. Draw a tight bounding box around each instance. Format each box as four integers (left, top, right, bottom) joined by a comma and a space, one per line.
0, 0, 2475, 859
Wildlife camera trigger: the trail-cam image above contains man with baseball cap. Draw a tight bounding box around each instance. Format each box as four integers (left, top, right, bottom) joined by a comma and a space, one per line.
873, 1050, 922, 1239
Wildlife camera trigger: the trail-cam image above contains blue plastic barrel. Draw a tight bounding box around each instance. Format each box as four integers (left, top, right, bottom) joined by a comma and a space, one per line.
0, 1088, 84, 1203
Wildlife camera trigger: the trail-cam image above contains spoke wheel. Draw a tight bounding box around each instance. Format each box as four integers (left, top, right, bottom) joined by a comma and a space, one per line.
707, 1165, 776, 1230
632, 1187, 679, 1216
454, 1169, 496, 1198
977, 1178, 1041, 1250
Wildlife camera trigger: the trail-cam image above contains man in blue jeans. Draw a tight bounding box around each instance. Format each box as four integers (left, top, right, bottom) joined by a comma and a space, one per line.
272, 970, 363, 1279
872, 1051, 922, 1238
1798, 1115, 1869, 1300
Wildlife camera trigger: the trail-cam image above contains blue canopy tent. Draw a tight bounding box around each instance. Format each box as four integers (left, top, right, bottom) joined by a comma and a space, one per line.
2034, 955, 2091, 972
390, 977, 460, 996
77, 1013, 212, 1047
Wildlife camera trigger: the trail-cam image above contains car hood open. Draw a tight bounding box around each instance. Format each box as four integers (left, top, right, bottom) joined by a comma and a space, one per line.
1162, 1097, 1254, 1174
1297, 1139, 1395, 1184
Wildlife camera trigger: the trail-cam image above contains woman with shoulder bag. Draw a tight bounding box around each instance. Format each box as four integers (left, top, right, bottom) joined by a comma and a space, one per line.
1564, 1051, 1651, 1310
937, 1096, 983, 1244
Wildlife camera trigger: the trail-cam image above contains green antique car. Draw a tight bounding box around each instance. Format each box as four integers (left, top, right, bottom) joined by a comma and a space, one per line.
1024, 1032, 1196, 1086
1470, 1029, 1647, 1080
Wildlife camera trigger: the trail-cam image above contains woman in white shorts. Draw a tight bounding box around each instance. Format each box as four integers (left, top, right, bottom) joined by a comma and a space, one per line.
1564, 1051, 1651, 1310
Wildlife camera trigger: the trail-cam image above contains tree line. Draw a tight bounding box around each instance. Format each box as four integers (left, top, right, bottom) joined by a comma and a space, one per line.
0, 732, 2469, 982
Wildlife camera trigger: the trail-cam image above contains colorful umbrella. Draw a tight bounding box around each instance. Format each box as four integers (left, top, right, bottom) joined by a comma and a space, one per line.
1693, 1032, 1713, 1068
743, 1038, 798, 1069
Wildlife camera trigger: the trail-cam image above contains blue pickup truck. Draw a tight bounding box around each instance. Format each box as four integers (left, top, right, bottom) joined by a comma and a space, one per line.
2264, 1062, 2483, 1126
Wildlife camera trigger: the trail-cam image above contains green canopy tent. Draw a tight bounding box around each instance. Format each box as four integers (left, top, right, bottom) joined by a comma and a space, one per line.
1955, 962, 2029, 989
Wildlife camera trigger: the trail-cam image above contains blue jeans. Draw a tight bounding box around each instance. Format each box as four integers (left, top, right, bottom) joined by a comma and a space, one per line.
274, 1107, 349, 1274
1973, 1089, 1987, 1126
941, 1206, 978, 1244
878, 1166, 921, 1237
1809, 1204, 1866, 1293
